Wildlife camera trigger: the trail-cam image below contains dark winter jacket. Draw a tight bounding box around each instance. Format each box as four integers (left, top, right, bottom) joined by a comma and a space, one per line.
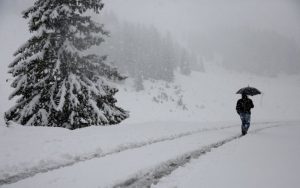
236, 98, 254, 114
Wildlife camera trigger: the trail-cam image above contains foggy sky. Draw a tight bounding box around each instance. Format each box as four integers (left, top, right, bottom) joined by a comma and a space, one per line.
1, 0, 299, 75
102, 0, 300, 46
1, 0, 299, 44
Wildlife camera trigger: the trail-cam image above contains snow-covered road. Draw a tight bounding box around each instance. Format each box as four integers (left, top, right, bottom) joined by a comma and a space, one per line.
0, 122, 238, 185
154, 122, 300, 188
1, 121, 298, 188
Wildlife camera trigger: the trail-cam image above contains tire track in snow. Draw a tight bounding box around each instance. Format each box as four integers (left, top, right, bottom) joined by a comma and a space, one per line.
113, 123, 285, 188
0, 124, 238, 186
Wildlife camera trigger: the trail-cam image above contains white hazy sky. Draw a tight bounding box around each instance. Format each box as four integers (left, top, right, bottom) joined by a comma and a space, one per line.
103, 0, 300, 45
0, 0, 299, 45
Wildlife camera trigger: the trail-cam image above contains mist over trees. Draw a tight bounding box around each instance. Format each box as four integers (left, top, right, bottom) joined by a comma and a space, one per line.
93, 12, 204, 86
188, 27, 300, 76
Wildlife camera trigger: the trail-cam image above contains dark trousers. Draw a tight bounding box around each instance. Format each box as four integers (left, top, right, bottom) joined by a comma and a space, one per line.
239, 113, 251, 134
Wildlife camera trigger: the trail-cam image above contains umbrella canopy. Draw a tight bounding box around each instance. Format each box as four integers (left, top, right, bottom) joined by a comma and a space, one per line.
236, 86, 261, 96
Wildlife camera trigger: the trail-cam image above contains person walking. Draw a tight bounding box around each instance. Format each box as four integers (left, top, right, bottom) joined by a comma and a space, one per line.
236, 94, 254, 135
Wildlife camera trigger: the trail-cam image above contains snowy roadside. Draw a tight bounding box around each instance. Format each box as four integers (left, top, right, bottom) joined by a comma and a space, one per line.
153, 121, 300, 188
0, 121, 239, 183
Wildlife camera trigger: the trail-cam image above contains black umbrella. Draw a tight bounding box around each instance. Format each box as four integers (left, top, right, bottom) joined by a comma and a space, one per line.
236, 86, 261, 96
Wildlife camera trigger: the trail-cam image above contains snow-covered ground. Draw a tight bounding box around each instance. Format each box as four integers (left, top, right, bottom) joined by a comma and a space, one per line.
116, 67, 300, 123
154, 122, 300, 188
0, 121, 236, 182
1, 121, 299, 188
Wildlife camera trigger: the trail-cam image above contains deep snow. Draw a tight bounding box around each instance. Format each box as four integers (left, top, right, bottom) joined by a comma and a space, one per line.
153, 122, 300, 188
1, 121, 298, 188
0, 121, 300, 188
0, 121, 237, 182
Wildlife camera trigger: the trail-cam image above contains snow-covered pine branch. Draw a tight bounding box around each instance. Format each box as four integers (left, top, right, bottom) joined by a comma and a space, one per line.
5, 0, 128, 129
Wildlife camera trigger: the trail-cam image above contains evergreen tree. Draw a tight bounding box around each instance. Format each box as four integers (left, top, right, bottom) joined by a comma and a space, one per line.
5, 0, 128, 129
161, 34, 176, 81
180, 49, 192, 75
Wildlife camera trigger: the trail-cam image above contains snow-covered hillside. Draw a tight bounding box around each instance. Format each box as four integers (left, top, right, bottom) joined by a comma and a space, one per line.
116, 66, 300, 123
1, 61, 300, 126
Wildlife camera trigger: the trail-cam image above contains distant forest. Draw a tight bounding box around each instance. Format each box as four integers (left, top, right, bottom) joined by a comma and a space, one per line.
92, 12, 204, 86
188, 27, 300, 76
